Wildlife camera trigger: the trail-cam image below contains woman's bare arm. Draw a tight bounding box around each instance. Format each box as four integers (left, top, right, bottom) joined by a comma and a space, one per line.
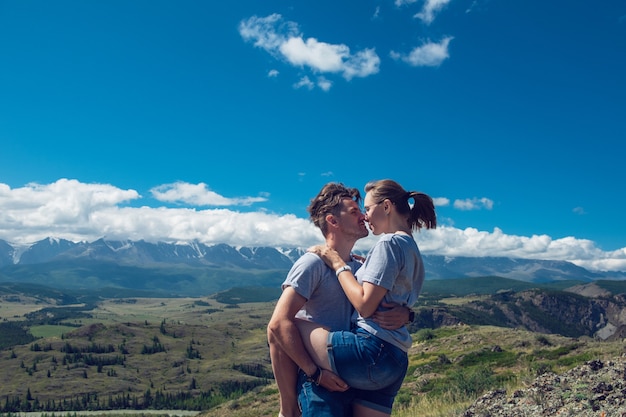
308, 245, 387, 318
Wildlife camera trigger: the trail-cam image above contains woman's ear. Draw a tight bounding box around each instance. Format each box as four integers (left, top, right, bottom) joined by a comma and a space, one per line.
383, 199, 391, 214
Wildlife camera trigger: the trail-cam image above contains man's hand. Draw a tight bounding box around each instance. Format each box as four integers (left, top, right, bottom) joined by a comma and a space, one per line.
317, 369, 350, 392
372, 302, 411, 330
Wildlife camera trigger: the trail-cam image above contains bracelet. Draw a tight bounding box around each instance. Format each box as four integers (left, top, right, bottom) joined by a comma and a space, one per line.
335, 265, 352, 277
307, 367, 322, 385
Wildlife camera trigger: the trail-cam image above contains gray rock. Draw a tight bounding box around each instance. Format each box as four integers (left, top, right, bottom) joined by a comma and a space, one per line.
462, 356, 626, 417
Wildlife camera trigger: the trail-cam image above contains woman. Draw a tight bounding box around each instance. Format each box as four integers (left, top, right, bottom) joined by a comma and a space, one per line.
301, 179, 436, 417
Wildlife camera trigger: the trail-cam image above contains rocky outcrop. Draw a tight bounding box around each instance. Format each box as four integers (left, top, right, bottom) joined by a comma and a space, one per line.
462, 357, 626, 417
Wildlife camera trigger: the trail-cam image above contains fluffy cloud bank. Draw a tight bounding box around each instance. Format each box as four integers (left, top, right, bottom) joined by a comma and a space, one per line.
238, 11, 453, 90
0, 179, 624, 273
239, 13, 380, 88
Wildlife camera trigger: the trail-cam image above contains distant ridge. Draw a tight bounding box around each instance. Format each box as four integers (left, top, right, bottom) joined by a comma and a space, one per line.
0, 237, 624, 296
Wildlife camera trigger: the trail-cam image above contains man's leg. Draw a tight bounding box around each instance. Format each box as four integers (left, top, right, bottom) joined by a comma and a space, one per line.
352, 403, 390, 417
269, 341, 301, 417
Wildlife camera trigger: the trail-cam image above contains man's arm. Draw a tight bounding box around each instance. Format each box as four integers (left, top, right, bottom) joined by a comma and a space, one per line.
267, 286, 349, 393
268, 287, 319, 377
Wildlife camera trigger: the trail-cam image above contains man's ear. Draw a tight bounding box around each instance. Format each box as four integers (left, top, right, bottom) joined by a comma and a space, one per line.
326, 214, 338, 227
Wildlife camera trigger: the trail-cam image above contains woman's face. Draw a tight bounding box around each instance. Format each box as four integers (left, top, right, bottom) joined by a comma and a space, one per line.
363, 192, 387, 235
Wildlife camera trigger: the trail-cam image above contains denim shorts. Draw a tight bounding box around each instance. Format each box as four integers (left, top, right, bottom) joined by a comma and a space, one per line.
327, 327, 408, 413
297, 369, 355, 417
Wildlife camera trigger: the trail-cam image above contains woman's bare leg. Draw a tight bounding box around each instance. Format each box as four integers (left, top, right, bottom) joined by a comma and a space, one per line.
294, 319, 332, 371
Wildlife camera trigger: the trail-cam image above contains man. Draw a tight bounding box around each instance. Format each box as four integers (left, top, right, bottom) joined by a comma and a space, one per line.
267, 183, 410, 417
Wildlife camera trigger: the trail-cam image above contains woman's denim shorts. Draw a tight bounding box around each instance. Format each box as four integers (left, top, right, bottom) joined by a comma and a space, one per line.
327, 327, 408, 413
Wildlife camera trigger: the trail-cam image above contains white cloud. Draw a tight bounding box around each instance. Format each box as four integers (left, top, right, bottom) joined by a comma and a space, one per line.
0, 180, 624, 272
240, 14, 380, 82
395, 0, 419, 6
238, 14, 297, 52
412, 226, 626, 272
373, 6, 381, 19
293, 75, 332, 91
391, 37, 453, 67
268, 69, 279, 77
466, 0, 478, 14
150, 182, 267, 206
294, 76, 315, 90
433, 197, 450, 207
317, 76, 332, 91
453, 197, 493, 210
0, 180, 315, 247
0, 179, 139, 243
415, 0, 452, 25
92, 206, 319, 247
281, 37, 348, 72
342, 48, 381, 79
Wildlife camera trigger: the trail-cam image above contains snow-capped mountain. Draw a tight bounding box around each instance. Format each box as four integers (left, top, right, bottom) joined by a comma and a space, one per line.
0, 238, 623, 296
1, 237, 302, 269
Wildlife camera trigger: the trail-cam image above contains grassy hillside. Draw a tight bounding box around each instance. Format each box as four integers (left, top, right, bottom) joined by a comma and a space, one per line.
9, 324, 613, 417
2, 278, 626, 415
204, 325, 625, 417
0, 296, 276, 412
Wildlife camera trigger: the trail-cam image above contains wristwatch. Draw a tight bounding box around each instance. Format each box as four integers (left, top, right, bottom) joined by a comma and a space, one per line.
407, 308, 415, 324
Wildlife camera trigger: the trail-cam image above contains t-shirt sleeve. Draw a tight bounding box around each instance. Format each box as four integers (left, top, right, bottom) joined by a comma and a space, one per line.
357, 238, 402, 290
282, 253, 324, 300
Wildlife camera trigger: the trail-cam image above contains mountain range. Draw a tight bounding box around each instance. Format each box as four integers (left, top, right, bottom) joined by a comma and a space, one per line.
0, 237, 624, 296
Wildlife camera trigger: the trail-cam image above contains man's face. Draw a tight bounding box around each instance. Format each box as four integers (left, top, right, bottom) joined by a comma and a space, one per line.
335, 198, 369, 241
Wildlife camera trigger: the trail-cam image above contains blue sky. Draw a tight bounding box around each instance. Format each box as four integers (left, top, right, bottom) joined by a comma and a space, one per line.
1, 0, 625, 272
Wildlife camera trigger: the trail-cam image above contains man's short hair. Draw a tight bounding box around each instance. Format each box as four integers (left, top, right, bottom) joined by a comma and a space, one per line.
307, 183, 361, 236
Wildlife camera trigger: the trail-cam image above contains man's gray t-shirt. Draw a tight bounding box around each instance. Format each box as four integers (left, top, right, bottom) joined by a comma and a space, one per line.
355, 233, 424, 351
283, 252, 362, 332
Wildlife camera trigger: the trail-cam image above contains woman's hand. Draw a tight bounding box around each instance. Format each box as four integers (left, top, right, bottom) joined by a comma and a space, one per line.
307, 245, 343, 270
307, 244, 324, 257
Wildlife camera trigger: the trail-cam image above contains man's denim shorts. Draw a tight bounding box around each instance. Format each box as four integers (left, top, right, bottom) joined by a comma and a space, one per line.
297, 369, 355, 417
327, 327, 408, 413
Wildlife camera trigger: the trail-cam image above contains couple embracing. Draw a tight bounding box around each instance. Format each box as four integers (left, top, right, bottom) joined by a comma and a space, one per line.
268, 179, 436, 417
